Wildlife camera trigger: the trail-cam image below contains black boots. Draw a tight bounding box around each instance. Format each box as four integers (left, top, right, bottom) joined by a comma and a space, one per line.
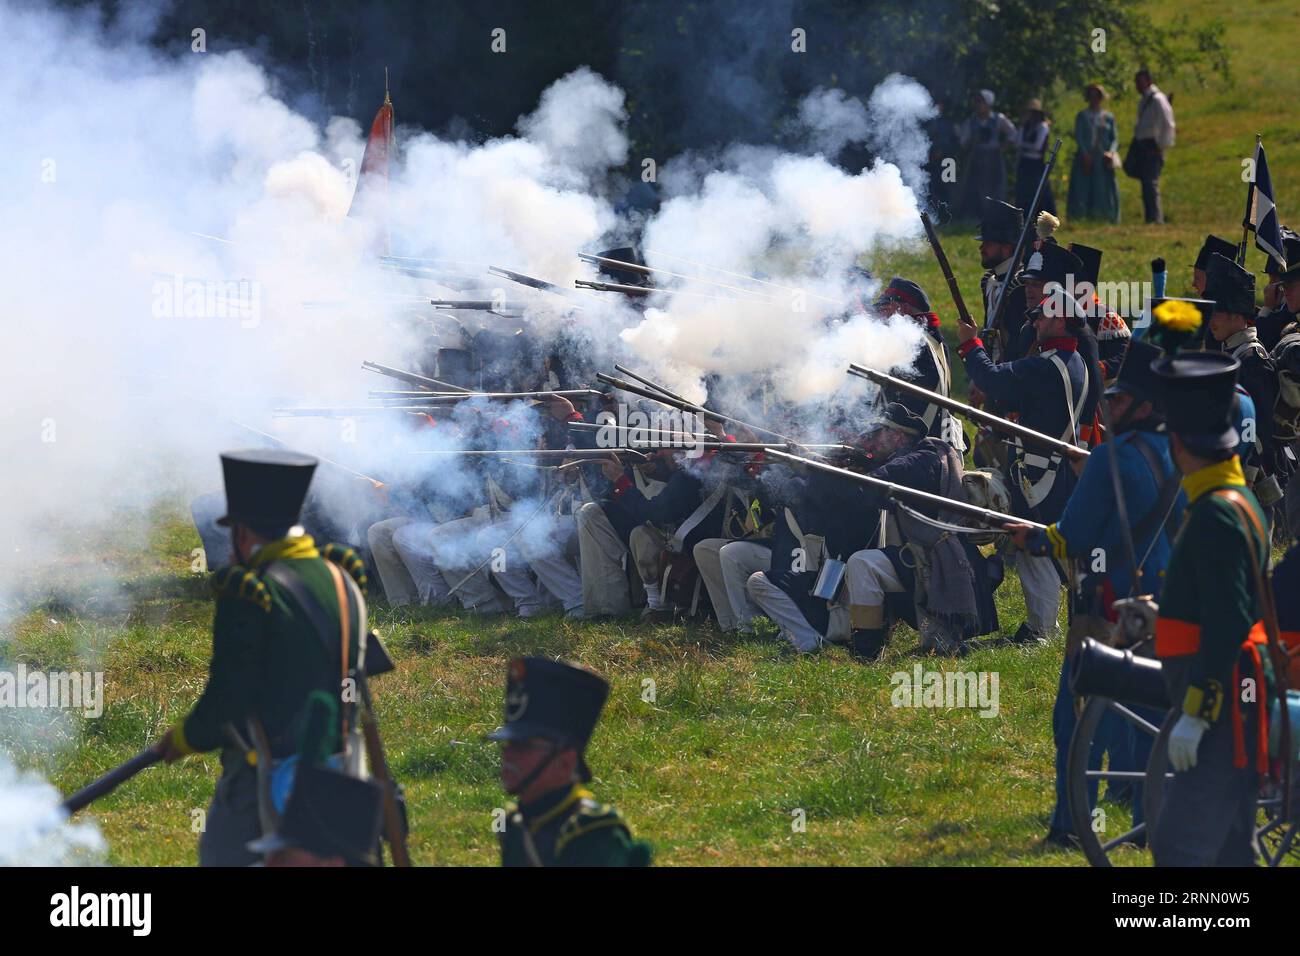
850, 628, 889, 662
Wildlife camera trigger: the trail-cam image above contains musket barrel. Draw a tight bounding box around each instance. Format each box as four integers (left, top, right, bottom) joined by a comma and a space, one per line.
761, 447, 1046, 531
362, 360, 469, 393
846, 363, 1089, 460
60, 749, 162, 817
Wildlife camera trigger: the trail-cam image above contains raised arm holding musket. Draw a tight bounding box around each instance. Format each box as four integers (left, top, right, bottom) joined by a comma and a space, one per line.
957, 282, 1086, 645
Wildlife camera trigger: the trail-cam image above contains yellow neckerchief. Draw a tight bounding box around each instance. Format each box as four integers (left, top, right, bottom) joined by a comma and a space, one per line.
1181, 456, 1246, 504
526, 784, 592, 833
249, 534, 319, 569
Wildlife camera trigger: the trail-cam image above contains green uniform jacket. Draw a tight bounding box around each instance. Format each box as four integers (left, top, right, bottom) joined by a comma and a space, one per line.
500, 785, 653, 867
1154, 457, 1268, 722
174, 536, 368, 757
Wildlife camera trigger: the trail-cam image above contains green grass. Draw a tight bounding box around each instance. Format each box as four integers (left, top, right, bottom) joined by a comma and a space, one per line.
4, 0, 1297, 866
5, 507, 1139, 867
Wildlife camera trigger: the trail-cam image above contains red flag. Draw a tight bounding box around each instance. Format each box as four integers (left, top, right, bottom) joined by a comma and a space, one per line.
349, 87, 394, 253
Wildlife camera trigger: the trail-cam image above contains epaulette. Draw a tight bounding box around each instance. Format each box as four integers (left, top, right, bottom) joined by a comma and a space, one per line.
322, 543, 369, 594
553, 799, 629, 856
210, 565, 271, 613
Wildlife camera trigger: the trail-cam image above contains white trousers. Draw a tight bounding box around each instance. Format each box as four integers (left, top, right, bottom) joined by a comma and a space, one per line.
694, 538, 770, 632
745, 570, 823, 652
516, 513, 584, 615
845, 549, 905, 609
392, 513, 504, 613
1011, 550, 1062, 637
366, 517, 421, 607
576, 502, 632, 616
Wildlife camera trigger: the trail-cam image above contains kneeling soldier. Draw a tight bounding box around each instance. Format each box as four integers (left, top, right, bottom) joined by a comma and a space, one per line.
489, 657, 653, 866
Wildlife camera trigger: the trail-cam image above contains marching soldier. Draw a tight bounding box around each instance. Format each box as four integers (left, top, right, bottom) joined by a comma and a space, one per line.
153, 449, 371, 866
957, 281, 1087, 644
1007, 340, 1184, 845
1148, 352, 1271, 867
489, 657, 653, 866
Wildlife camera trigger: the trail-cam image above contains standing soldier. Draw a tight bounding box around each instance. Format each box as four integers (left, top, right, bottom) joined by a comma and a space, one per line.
975, 198, 1029, 361
153, 449, 371, 866
1148, 352, 1271, 866
1203, 253, 1282, 511
489, 657, 653, 866
957, 285, 1087, 644
1006, 340, 1184, 845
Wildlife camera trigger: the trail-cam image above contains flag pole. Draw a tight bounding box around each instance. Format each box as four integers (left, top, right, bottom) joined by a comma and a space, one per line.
1239, 133, 1261, 266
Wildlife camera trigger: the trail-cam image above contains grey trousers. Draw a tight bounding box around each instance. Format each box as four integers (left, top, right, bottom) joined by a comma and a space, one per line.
1010, 550, 1062, 637
629, 524, 668, 590
198, 756, 260, 867
746, 570, 823, 652
392, 514, 502, 611
367, 516, 421, 606
576, 502, 632, 616
1151, 712, 1259, 866
517, 513, 584, 615
694, 538, 770, 632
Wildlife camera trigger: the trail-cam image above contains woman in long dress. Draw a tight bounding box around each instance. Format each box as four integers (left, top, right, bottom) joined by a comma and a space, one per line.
958, 89, 1017, 219
1067, 84, 1120, 222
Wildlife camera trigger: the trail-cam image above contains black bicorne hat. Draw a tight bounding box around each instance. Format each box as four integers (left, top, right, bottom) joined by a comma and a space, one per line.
1151, 352, 1241, 454
1203, 253, 1256, 317
217, 449, 317, 530
246, 763, 385, 866
1193, 234, 1237, 272
487, 657, 610, 779
1105, 339, 1164, 403
974, 198, 1024, 245
1021, 242, 1084, 288
1068, 242, 1103, 288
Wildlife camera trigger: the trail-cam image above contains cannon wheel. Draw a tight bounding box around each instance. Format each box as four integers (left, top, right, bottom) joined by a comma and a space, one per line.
1143, 711, 1300, 866
1067, 696, 1166, 866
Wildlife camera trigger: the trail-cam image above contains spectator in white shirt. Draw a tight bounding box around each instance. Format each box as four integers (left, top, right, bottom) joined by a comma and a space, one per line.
1130, 69, 1176, 223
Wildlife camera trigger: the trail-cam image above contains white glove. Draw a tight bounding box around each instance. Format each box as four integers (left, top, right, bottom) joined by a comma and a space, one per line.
1167, 714, 1210, 773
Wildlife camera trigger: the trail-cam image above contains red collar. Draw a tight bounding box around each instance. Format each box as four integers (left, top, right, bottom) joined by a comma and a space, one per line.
921, 312, 940, 330
1039, 336, 1078, 353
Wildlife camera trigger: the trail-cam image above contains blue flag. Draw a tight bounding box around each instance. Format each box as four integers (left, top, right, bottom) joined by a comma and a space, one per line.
1249, 143, 1286, 267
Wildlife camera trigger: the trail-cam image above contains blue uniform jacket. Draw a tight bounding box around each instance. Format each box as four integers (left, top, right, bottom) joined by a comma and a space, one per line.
1026, 426, 1185, 600
960, 335, 1087, 522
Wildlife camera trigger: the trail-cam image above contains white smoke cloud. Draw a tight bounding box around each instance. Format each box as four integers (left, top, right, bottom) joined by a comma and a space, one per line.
0, 746, 106, 866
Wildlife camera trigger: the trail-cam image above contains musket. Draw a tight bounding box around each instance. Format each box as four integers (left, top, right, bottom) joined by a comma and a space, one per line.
985, 138, 1062, 347
488, 265, 585, 301
60, 749, 162, 817
574, 278, 653, 297
762, 447, 1046, 531
568, 421, 714, 442
233, 420, 385, 488
409, 448, 649, 461
430, 298, 527, 311
362, 360, 469, 394
368, 389, 603, 403
577, 253, 777, 302
595, 372, 799, 444
621, 439, 854, 455
920, 211, 974, 326
846, 364, 1089, 461
612, 363, 690, 404
354, 670, 410, 867
273, 406, 451, 418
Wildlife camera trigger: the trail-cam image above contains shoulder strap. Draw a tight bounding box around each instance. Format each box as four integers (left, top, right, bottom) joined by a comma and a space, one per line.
1046, 352, 1081, 442
1213, 488, 1291, 805
263, 562, 365, 680
1129, 434, 1182, 548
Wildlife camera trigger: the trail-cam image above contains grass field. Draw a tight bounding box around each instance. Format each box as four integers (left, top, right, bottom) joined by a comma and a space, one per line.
3, 0, 1298, 866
